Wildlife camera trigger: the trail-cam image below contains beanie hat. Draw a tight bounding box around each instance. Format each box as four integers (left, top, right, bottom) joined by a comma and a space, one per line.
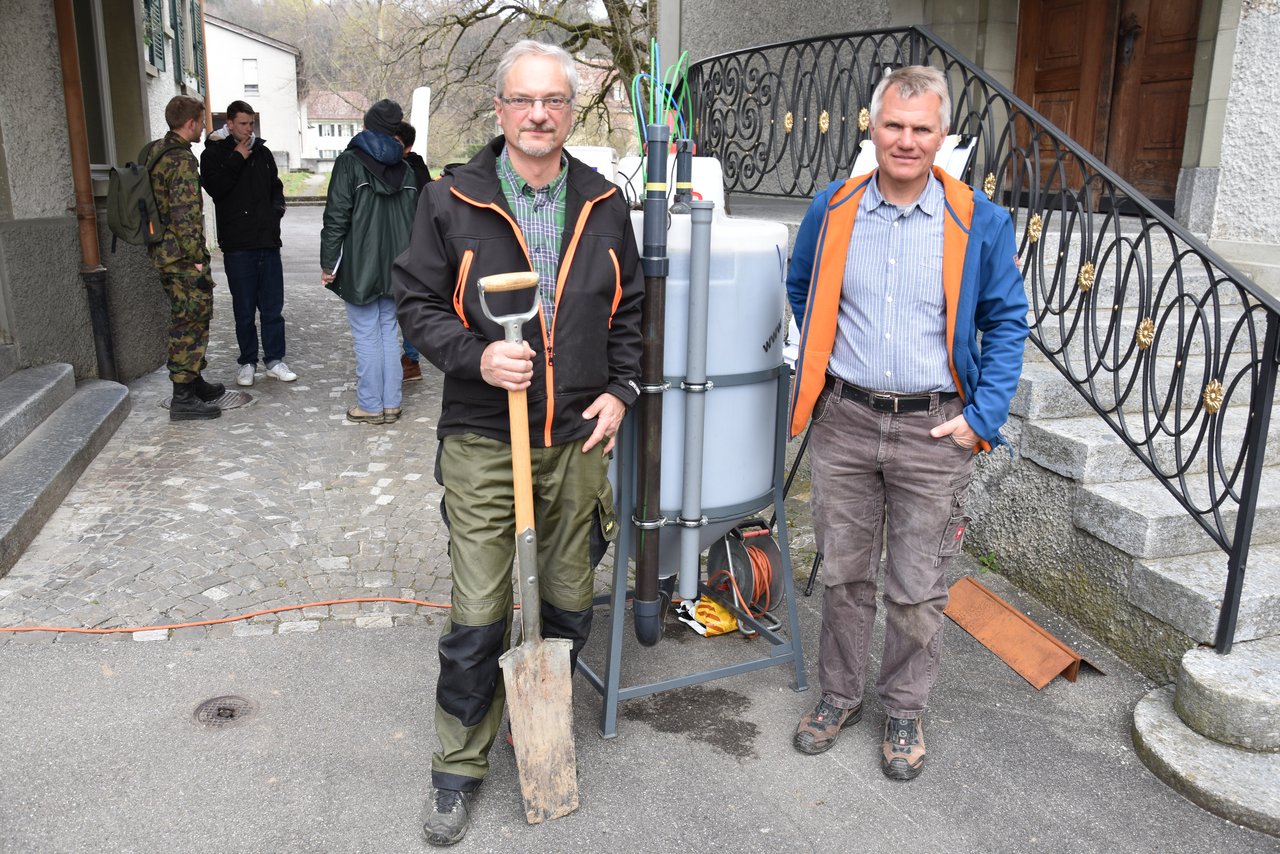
364, 99, 403, 137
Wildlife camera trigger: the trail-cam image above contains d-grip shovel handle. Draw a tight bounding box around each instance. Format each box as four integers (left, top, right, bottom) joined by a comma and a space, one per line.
477, 272, 542, 643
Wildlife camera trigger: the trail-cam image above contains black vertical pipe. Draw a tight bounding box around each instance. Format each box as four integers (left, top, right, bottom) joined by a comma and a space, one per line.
83, 269, 119, 381
633, 125, 671, 647
670, 139, 693, 214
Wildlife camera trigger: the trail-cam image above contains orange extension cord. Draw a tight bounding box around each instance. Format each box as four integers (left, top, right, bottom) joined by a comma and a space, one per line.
706, 532, 777, 637
0, 596, 455, 635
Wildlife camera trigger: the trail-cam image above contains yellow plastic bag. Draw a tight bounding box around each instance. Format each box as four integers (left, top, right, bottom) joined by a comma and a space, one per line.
693, 596, 738, 636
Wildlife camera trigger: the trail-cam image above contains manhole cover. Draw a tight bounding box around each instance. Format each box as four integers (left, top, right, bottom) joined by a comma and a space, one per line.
160, 390, 253, 411
193, 695, 257, 728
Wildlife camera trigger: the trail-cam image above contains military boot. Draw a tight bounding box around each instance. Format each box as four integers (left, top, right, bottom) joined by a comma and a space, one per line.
170, 381, 222, 421
190, 374, 225, 402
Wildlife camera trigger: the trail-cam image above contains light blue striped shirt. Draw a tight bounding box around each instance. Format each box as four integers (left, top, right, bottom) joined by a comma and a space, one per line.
828, 173, 955, 394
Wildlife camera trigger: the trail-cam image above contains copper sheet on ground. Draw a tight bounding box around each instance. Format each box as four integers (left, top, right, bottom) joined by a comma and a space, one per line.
944, 576, 1085, 689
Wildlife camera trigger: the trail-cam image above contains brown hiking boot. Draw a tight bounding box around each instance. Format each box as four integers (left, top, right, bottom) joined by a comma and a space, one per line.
881, 716, 926, 780
402, 355, 422, 382
793, 696, 862, 755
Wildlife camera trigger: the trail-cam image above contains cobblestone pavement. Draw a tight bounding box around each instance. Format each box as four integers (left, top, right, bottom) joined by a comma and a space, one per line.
0, 208, 469, 642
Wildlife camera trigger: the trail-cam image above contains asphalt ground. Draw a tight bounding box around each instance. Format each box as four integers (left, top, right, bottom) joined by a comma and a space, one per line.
0, 207, 1274, 852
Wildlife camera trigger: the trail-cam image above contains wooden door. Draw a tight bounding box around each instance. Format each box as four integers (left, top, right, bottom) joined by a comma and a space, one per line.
1104, 0, 1201, 199
1014, 0, 1117, 160
1014, 0, 1201, 205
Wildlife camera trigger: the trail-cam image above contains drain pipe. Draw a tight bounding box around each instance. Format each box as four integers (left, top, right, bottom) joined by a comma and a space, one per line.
54, 0, 119, 381
677, 200, 713, 602
633, 124, 671, 647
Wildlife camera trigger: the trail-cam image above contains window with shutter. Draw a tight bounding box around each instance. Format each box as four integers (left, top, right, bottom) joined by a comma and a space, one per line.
190, 0, 205, 94
170, 0, 183, 85
144, 0, 164, 71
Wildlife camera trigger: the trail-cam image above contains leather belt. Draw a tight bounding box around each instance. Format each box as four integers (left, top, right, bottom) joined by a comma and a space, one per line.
827, 377, 958, 414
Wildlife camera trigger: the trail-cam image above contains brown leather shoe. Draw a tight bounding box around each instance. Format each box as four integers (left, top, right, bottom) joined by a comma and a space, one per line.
346, 406, 385, 424
793, 697, 862, 755
402, 355, 422, 382
881, 716, 926, 780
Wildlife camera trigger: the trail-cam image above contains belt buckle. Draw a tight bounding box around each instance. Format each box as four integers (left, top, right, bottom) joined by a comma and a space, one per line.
871, 391, 898, 413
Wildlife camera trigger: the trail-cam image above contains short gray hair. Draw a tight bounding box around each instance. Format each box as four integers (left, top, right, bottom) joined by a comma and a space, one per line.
870, 65, 951, 134
494, 40, 578, 99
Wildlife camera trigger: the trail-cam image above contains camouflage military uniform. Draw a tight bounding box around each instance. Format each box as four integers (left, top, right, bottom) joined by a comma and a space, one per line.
147, 131, 214, 384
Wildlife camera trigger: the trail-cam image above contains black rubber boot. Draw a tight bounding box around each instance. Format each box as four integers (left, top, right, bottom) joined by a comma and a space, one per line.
170, 381, 222, 421
190, 374, 225, 402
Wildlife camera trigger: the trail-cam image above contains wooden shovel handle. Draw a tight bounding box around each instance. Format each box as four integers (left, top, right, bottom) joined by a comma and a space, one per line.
481, 271, 540, 293
509, 387, 534, 532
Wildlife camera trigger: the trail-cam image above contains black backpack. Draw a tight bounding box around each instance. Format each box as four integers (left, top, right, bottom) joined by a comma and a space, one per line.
106, 140, 185, 251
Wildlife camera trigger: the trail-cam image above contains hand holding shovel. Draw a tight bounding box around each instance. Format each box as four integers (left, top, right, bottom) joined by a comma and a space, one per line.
477, 271, 580, 824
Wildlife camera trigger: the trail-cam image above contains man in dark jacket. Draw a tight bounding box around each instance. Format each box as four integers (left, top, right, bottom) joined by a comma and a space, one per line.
321, 99, 418, 423
200, 100, 296, 388
393, 40, 643, 847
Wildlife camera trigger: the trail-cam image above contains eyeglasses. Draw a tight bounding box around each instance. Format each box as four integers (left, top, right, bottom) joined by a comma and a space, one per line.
499, 96, 572, 112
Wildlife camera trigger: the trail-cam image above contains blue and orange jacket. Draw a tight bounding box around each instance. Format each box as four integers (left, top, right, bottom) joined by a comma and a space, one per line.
787, 166, 1029, 451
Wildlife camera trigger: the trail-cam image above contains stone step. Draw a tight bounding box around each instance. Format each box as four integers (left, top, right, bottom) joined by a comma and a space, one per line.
1074, 465, 1280, 559
1132, 685, 1280, 836
1129, 544, 1280, 644
1024, 407, 1280, 484
1009, 360, 1095, 419
0, 363, 75, 460
1024, 300, 1261, 365
0, 380, 130, 578
1175, 638, 1280, 750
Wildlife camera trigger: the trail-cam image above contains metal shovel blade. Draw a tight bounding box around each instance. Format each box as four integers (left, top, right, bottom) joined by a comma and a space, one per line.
499, 635, 579, 823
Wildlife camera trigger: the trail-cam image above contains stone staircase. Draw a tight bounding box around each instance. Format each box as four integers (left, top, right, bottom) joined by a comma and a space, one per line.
0, 347, 130, 577
965, 233, 1280, 834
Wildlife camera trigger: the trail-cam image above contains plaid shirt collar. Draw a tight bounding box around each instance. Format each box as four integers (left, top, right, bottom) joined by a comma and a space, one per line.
497, 145, 569, 202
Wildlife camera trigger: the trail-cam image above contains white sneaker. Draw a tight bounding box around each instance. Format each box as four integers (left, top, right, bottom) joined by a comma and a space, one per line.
266, 361, 297, 382
236, 364, 256, 387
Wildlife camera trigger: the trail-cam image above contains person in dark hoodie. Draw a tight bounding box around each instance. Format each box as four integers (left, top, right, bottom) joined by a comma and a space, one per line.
320, 99, 419, 423
200, 100, 295, 388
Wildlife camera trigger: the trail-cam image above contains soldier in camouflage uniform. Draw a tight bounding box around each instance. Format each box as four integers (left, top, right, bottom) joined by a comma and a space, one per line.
148, 95, 223, 421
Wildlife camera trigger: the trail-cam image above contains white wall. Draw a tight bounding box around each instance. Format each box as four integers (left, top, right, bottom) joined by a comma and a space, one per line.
303, 119, 359, 163
205, 23, 302, 169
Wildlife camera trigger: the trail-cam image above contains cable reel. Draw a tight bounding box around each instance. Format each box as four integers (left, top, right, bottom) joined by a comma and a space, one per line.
705, 518, 786, 624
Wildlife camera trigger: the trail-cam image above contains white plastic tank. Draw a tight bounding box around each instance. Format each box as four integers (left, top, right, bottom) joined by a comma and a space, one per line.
614, 202, 788, 566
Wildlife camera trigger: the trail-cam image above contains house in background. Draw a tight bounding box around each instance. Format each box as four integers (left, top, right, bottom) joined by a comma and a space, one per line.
204, 14, 302, 170
302, 92, 365, 173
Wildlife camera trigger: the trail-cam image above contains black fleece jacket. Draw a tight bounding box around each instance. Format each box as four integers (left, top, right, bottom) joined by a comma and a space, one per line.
199, 135, 285, 251
392, 137, 644, 448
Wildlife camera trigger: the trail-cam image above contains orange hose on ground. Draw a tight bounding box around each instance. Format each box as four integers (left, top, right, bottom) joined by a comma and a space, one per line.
0, 596, 455, 635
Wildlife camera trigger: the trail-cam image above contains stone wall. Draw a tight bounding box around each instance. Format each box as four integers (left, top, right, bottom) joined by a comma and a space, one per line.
966, 417, 1195, 684
680, 0, 890, 63
1211, 1, 1280, 246
0, 0, 169, 380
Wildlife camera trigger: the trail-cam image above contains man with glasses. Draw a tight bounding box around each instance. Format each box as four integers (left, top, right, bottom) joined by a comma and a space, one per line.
393, 40, 643, 846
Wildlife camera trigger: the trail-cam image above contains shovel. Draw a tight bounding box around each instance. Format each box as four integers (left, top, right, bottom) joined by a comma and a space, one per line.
478, 271, 580, 824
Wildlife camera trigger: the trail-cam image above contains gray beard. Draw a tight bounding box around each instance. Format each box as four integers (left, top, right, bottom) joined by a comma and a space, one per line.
514, 128, 558, 158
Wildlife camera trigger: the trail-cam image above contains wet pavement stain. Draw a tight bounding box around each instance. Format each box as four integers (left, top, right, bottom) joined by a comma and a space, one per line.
621, 685, 759, 759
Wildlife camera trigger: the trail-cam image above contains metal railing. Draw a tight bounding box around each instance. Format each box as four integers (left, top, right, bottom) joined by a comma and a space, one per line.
687, 27, 1280, 653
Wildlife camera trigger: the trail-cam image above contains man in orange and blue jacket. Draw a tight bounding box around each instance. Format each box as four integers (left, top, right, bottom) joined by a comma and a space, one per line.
787, 65, 1029, 781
